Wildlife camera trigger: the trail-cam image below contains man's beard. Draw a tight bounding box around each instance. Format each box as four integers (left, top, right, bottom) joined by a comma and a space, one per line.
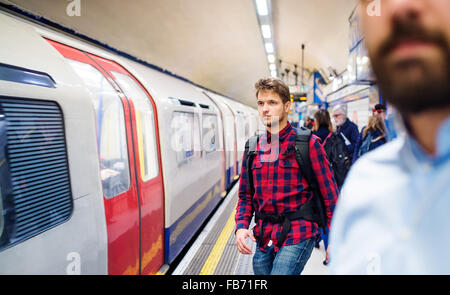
370, 18, 450, 114
335, 118, 345, 127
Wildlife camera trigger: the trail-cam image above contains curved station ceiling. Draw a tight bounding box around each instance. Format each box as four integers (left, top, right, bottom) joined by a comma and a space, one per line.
1, 0, 356, 107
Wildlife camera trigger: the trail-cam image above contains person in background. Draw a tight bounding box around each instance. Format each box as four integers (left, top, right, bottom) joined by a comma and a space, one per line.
312, 109, 350, 265
372, 103, 387, 120
373, 103, 400, 142
352, 105, 389, 163
312, 110, 333, 143
311, 109, 332, 258
304, 116, 314, 129
332, 105, 359, 159
329, 0, 450, 274
313, 109, 351, 190
353, 115, 387, 161
373, 103, 398, 141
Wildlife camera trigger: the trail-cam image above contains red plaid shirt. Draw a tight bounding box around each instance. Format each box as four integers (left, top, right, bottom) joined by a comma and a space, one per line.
235, 122, 339, 252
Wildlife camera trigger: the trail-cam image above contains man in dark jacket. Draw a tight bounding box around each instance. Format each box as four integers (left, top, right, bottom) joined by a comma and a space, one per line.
331, 105, 359, 157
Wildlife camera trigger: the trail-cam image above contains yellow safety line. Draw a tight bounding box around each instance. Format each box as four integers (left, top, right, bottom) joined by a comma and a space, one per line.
200, 207, 236, 275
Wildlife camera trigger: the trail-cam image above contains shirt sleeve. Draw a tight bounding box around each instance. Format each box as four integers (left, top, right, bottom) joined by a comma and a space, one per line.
309, 135, 339, 228
235, 140, 255, 232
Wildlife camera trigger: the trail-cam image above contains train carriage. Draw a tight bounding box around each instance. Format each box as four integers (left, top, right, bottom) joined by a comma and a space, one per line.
123, 60, 225, 264
0, 12, 108, 274
0, 10, 261, 274
201, 90, 238, 191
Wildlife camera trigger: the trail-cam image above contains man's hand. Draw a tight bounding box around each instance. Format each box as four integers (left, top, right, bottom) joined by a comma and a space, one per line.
235, 228, 256, 254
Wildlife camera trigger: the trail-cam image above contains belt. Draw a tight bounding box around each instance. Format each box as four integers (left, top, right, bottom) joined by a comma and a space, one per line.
254, 198, 318, 248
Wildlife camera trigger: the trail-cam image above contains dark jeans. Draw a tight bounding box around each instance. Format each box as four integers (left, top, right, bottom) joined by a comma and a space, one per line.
252, 238, 315, 275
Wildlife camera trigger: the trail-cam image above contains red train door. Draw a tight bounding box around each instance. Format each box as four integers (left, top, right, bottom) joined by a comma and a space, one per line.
86, 53, 165, 275
47, 40, 164, 274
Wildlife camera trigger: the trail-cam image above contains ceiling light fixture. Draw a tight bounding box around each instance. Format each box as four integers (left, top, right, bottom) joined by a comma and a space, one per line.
261, 25, 272, 39
254, 0, 276, 78
256, 0, 268, 16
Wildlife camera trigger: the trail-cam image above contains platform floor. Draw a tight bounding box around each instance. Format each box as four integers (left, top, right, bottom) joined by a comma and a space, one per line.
172, 181, 329, 275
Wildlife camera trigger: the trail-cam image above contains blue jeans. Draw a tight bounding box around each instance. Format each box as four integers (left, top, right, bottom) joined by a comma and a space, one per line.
321, 227, 329, 249
252, 238, 315, 275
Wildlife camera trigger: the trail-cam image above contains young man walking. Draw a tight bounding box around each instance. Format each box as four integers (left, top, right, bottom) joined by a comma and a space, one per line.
329, 0, 450, 274
234, 78, 339, 275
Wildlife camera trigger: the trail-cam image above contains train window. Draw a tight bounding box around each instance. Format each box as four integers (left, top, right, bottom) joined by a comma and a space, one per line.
202, 114, 218, 153
66, 59, 130, 198
111, 71, 159, 182
244, 119, 250, 139
235, 113, 246, 151
0, 97, 73, 251
171, 112, 201, 164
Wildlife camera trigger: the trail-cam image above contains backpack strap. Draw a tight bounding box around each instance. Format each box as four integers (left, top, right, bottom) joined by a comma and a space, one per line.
244, 135, 259, 196
321, 131, 334, 147
248, 128, 327, 248
293, 128, 315, 189
293, 128, 328, 231
248, 135, 259, 153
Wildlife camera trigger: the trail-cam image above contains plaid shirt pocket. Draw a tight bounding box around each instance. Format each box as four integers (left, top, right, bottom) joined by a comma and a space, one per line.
278, 152, 301, 187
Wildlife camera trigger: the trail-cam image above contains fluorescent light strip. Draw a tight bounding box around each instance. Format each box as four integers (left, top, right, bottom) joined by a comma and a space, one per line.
261, 25, 271, 39
267, 54, 275, 63
269, 63, 276, 71
256, 0, 268, 16
265, 42, 274, 53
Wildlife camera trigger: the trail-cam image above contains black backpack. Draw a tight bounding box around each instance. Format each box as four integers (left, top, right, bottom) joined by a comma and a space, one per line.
322, 132, 351, 188
244, 127, 329, 247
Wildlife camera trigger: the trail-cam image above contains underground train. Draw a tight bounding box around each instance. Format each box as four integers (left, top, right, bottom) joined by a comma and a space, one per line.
0, 11, 263, 274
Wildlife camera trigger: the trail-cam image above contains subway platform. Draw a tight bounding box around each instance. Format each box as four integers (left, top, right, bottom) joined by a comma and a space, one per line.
172, 181, 329, 275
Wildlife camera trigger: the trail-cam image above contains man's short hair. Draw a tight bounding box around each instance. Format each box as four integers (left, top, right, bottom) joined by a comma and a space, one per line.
332, 104, 347, 116
255, 78, 290, 104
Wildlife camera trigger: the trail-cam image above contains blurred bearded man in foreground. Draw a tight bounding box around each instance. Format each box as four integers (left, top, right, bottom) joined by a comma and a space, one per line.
329, 0, 450, 274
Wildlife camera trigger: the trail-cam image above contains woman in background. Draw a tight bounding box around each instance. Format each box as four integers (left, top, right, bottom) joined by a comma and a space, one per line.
312, 109, 350, 190
354, 115, 387, 161
312, 109, 350, 265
